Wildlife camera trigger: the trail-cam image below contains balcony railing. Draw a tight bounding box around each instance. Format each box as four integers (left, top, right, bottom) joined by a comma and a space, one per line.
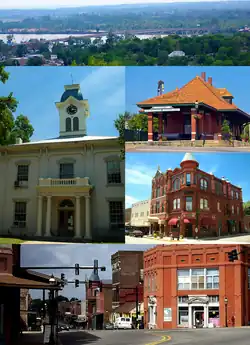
38, 177, 90, 187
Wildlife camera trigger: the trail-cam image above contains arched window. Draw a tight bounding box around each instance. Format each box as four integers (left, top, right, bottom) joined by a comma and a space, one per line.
65, 117, 71, 132
173, 178, 180, 191
200, 178, 208, 191
73, 117, 79, 131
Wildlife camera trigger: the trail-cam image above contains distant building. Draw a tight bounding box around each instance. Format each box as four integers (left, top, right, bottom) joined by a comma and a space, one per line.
111, 251, 144, 321
168, 51, 185, 58
125, 207, 132, 226
131, 200, 150, 233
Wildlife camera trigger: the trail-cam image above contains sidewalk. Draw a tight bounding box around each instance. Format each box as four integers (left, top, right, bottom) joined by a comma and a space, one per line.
20, 331, 62, 345
144, 232, 250, 242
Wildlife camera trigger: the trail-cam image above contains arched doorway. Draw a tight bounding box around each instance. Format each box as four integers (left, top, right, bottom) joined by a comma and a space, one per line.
58, 199, 75, 237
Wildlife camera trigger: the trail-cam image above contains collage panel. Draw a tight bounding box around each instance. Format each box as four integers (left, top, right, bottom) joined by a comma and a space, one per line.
125, 66, 250, 152
0, 66, 125, 244
1, 242, 250, 345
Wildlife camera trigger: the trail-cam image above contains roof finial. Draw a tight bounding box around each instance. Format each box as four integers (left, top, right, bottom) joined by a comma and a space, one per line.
157, 165, 161, 171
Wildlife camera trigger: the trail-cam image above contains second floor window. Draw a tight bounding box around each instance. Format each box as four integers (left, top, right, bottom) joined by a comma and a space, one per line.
156, 187, 160, 197
185, 196, 192, 211
60, 163, 74, 179
235, 191, 239, 200
178, 268, 219, 290
200, 198, 208, 210
17, 165, 29, 181
200, 178, 208, 191
186, 173, 191, 186
173, 198, 180, 210
173, 179, 180, 191
231, 190, 234, 199
156, 201, 160, 213
237, 206, 239, 215
217, 201, 221, 212
232, 205, 234, 214
107, 160, 121, 184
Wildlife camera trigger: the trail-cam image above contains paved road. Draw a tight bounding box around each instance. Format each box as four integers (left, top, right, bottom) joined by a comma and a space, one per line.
163, 328, 250, 345
125, 145, 250, 152
126, 234, 250, 244
59, 329, 170, 345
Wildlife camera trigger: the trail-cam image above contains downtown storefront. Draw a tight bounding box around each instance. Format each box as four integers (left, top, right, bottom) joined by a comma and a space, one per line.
144, 244, 250, 329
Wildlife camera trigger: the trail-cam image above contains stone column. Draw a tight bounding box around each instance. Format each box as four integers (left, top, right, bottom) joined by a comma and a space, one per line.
45, 196, 52, 236
188, 304, 192, 328
74, 196, 81, 239
36, 195, 43, 237
85, 195, 91, 239
204, 304, 208, 328
191, 108, 197, 141
148, 113, 153, 141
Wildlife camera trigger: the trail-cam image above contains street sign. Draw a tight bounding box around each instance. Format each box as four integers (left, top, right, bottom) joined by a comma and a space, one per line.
164, 308, 172, 322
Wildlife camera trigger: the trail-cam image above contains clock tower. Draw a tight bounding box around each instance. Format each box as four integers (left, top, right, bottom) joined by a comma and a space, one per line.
56, 84, 89, 138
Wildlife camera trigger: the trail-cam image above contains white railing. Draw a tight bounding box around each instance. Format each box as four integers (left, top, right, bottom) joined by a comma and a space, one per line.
38, 177, 90, 187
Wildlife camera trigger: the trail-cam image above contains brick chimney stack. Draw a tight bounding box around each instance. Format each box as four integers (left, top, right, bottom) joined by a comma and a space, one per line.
201, 72, 206, 81
208, 77, 212, 85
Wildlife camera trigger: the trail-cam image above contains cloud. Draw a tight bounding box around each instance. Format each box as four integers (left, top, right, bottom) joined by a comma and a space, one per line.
103, 86, 125, 109
125, 163, 155, 185
125, 194, 139, 208
80, 67, 125, 98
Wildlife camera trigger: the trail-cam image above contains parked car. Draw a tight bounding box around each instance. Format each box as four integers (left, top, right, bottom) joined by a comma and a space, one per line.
132, 230, 143, 237
114, 317, 133, 329
104, 322, 114, 330
58, 325, 69, 331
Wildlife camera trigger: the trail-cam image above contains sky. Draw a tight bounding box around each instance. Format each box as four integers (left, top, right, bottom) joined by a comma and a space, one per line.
21, 243, 155, 299
0, 67, 125, 141
125, 152, 250, 208
0, 0, 226, 10
126, 66, 250, 115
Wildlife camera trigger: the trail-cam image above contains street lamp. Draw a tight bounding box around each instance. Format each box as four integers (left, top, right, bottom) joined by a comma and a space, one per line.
49, 275, 56, 345
224, 297, 228, 327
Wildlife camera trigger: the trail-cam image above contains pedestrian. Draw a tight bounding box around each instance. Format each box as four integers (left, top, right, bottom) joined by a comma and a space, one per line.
203, 132, 206, 146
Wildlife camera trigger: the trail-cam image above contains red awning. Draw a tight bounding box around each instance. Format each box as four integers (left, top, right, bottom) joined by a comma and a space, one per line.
168, 218, 179, 225
183, 219, 190, 224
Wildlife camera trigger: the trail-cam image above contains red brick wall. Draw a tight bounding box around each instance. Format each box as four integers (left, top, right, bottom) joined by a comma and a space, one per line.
144, 245, 250, 329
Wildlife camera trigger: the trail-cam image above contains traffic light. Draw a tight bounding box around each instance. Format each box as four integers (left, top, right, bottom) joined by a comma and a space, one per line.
101, 266, 106, 272
75, 279, 80, 288
61, 273, 65, 287
75, 263, 80, 275
228, 249, 238, 262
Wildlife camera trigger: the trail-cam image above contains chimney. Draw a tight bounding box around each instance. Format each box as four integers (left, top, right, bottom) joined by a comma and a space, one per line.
201, 72, 206, 81
208, 77, 212, 85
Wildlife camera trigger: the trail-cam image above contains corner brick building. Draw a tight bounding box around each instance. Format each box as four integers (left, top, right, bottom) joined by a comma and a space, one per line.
137, 72, 250, 141
149, 153, 244, 238
144, 244, 250, 329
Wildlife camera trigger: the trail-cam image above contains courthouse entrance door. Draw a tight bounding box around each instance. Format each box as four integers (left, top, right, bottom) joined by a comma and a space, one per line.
58, 199, 75, 237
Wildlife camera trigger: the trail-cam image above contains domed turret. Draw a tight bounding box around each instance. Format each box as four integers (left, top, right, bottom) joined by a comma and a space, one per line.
60, 84, 84, 102
180, 153, 199, 169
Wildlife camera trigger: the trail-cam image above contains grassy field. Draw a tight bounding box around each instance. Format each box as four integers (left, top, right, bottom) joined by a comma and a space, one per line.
0, 238, 24, 244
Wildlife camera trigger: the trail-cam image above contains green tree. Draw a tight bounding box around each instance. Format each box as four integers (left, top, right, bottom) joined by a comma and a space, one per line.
16, 44, 28, 57
221, 119, 232, 142
243, 201, 250, 215
127, 113, 158, 132
27, 56, 44, 66
114, 113, 125, 160
11, 114, 34, 143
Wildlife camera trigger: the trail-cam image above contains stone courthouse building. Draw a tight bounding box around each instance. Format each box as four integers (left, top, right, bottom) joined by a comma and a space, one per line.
137, 72, 250, 141
0, 84, 125, 242
149, 153, 244, 238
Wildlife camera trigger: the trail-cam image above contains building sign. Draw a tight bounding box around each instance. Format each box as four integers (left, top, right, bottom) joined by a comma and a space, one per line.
164, 308, 172, 322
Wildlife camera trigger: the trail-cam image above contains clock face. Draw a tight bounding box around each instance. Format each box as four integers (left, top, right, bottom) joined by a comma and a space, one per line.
66, 104, 78, 115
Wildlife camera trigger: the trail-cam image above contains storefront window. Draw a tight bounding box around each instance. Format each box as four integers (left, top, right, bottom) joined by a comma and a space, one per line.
178, 270, 190, 290
178, 307, 189, 326
191, 269, 205, 289
185, 197, 192, 211
206, 269, 219, 289
177, 268, 219, 290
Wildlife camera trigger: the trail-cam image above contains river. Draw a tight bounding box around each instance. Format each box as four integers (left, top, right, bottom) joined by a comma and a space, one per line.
0, 33, 167, 43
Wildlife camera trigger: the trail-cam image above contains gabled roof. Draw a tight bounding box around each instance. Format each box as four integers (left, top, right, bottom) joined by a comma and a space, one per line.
137, 76, 247, 114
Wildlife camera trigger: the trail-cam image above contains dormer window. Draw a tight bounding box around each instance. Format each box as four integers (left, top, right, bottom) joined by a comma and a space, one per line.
222, 96, 233, 104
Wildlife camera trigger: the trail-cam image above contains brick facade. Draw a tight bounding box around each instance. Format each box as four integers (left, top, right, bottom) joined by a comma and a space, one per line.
144, 244, 250, 329
149, 153, 244, 238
